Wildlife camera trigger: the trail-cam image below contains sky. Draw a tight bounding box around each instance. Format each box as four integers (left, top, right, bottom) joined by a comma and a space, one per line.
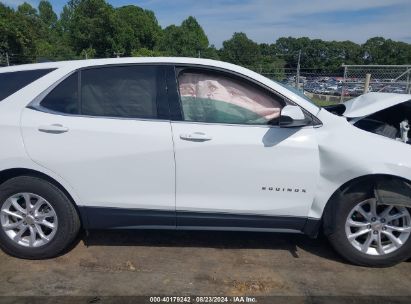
3, 0, 411, 47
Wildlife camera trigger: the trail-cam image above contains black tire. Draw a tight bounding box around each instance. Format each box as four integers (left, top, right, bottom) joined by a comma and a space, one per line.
324, 189, 411, 267
0, 176, 80, 259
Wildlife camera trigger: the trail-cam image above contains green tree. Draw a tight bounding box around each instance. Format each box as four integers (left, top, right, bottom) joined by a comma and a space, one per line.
274, 37, 363, 70
60, 0, 117, 57
257, 43, 285, 78
1, 0, 411, 68
38, 0, 57, 29
362, 37, 411, 65
327, 40, 363, 67
36, 1, 75, 61
157, 16, 210, 57
0, 4, 24, 62
157, 25, 182, 56
180, 16, 209, 56
131, 48, 164, 57
0, 2, 41, 63
114, 5, 162, 56
219, 32, 261, 67
17, 2, 37, 16
201, 45, 219, 60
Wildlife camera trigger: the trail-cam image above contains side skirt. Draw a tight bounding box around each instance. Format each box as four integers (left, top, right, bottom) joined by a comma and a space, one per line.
177, 211, 307, 231
79, 206, 176, 229
78, 206, 320, 236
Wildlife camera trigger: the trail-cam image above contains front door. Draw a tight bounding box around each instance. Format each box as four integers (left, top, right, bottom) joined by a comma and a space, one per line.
170, 67, 319, 230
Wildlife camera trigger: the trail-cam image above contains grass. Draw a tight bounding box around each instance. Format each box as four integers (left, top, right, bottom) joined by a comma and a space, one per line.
310, 97, 339, 107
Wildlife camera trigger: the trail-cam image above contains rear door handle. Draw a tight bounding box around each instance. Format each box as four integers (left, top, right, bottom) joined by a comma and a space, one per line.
180, 132, 212, 142
38, 124, 69, 134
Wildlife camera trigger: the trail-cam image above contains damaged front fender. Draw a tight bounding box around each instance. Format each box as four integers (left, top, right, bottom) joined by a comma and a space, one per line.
308, 108, 411, 219
375, 178, 411, 208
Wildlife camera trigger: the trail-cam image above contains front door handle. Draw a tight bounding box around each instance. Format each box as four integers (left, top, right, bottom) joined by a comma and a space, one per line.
38, 124, 69, 134
180, 132, 212, 142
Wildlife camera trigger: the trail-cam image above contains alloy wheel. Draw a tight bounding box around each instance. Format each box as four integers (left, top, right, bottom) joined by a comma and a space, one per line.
345, 198, 411, 255
0, 193, 58, 247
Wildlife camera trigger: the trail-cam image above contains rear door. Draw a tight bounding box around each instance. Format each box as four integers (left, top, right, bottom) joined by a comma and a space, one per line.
21, 65, 176, 229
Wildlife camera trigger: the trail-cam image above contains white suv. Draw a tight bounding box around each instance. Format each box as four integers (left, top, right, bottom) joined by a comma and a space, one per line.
1, 58, 411, 267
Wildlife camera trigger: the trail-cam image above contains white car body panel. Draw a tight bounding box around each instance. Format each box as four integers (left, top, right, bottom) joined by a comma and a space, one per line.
309, 109, 411, 218
172, 122, 319, 217
21, 109, 176, 211
0, 57, 410, 231
0, 103, 83, 205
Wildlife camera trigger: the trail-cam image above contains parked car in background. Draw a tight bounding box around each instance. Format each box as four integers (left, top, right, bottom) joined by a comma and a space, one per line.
1, 58, 411, 267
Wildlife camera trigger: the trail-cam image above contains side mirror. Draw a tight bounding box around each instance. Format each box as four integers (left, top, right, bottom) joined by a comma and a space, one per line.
279, 105, 309, 127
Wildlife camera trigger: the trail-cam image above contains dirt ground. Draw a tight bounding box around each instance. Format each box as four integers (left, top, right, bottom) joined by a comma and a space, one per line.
1, 230, 411, 302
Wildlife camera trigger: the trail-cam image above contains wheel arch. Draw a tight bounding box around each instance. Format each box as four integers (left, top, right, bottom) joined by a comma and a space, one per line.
321, 173, 411, 234
0, 168, 84, 227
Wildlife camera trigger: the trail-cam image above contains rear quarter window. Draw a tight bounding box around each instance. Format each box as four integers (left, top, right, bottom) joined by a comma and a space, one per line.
0, 69, 55, 101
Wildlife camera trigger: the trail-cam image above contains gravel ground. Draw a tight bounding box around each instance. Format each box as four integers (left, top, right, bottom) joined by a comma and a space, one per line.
1, 230, 411, 302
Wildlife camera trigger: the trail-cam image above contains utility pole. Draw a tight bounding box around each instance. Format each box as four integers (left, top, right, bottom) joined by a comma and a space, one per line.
6, 52, 9, 66
363, 73, 371, 94
340, 65, 347, 103
296, 49, 301, 89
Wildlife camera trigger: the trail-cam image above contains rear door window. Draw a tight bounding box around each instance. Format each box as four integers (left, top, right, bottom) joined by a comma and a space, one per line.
81, 65, 159, 119
38, 65, 163, 119
40, 72, 79, 114
0, 69, 55, 101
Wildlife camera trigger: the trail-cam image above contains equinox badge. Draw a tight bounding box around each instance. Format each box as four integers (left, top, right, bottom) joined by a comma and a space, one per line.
262, 186, 307, 193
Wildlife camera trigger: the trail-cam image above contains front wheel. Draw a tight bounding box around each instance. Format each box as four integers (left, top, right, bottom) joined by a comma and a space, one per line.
0, 176, 80, 259
325, 191, 411, 267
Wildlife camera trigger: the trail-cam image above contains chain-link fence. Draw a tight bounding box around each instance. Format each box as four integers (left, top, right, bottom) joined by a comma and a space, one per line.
260, 65, 411, 104
341, 65, 411, 99
260, 68, 345, 104
260, 68, 342, 83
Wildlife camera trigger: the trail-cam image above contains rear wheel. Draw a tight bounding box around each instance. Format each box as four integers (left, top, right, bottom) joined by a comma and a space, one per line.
325, 190, 411, 267
0, 176, 80, 259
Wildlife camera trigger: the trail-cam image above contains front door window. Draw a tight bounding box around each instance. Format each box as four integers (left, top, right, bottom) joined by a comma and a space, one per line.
178, 71, 285, 125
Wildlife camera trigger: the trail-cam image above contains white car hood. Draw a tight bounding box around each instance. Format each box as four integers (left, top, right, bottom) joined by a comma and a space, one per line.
343, 92, 411, 118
